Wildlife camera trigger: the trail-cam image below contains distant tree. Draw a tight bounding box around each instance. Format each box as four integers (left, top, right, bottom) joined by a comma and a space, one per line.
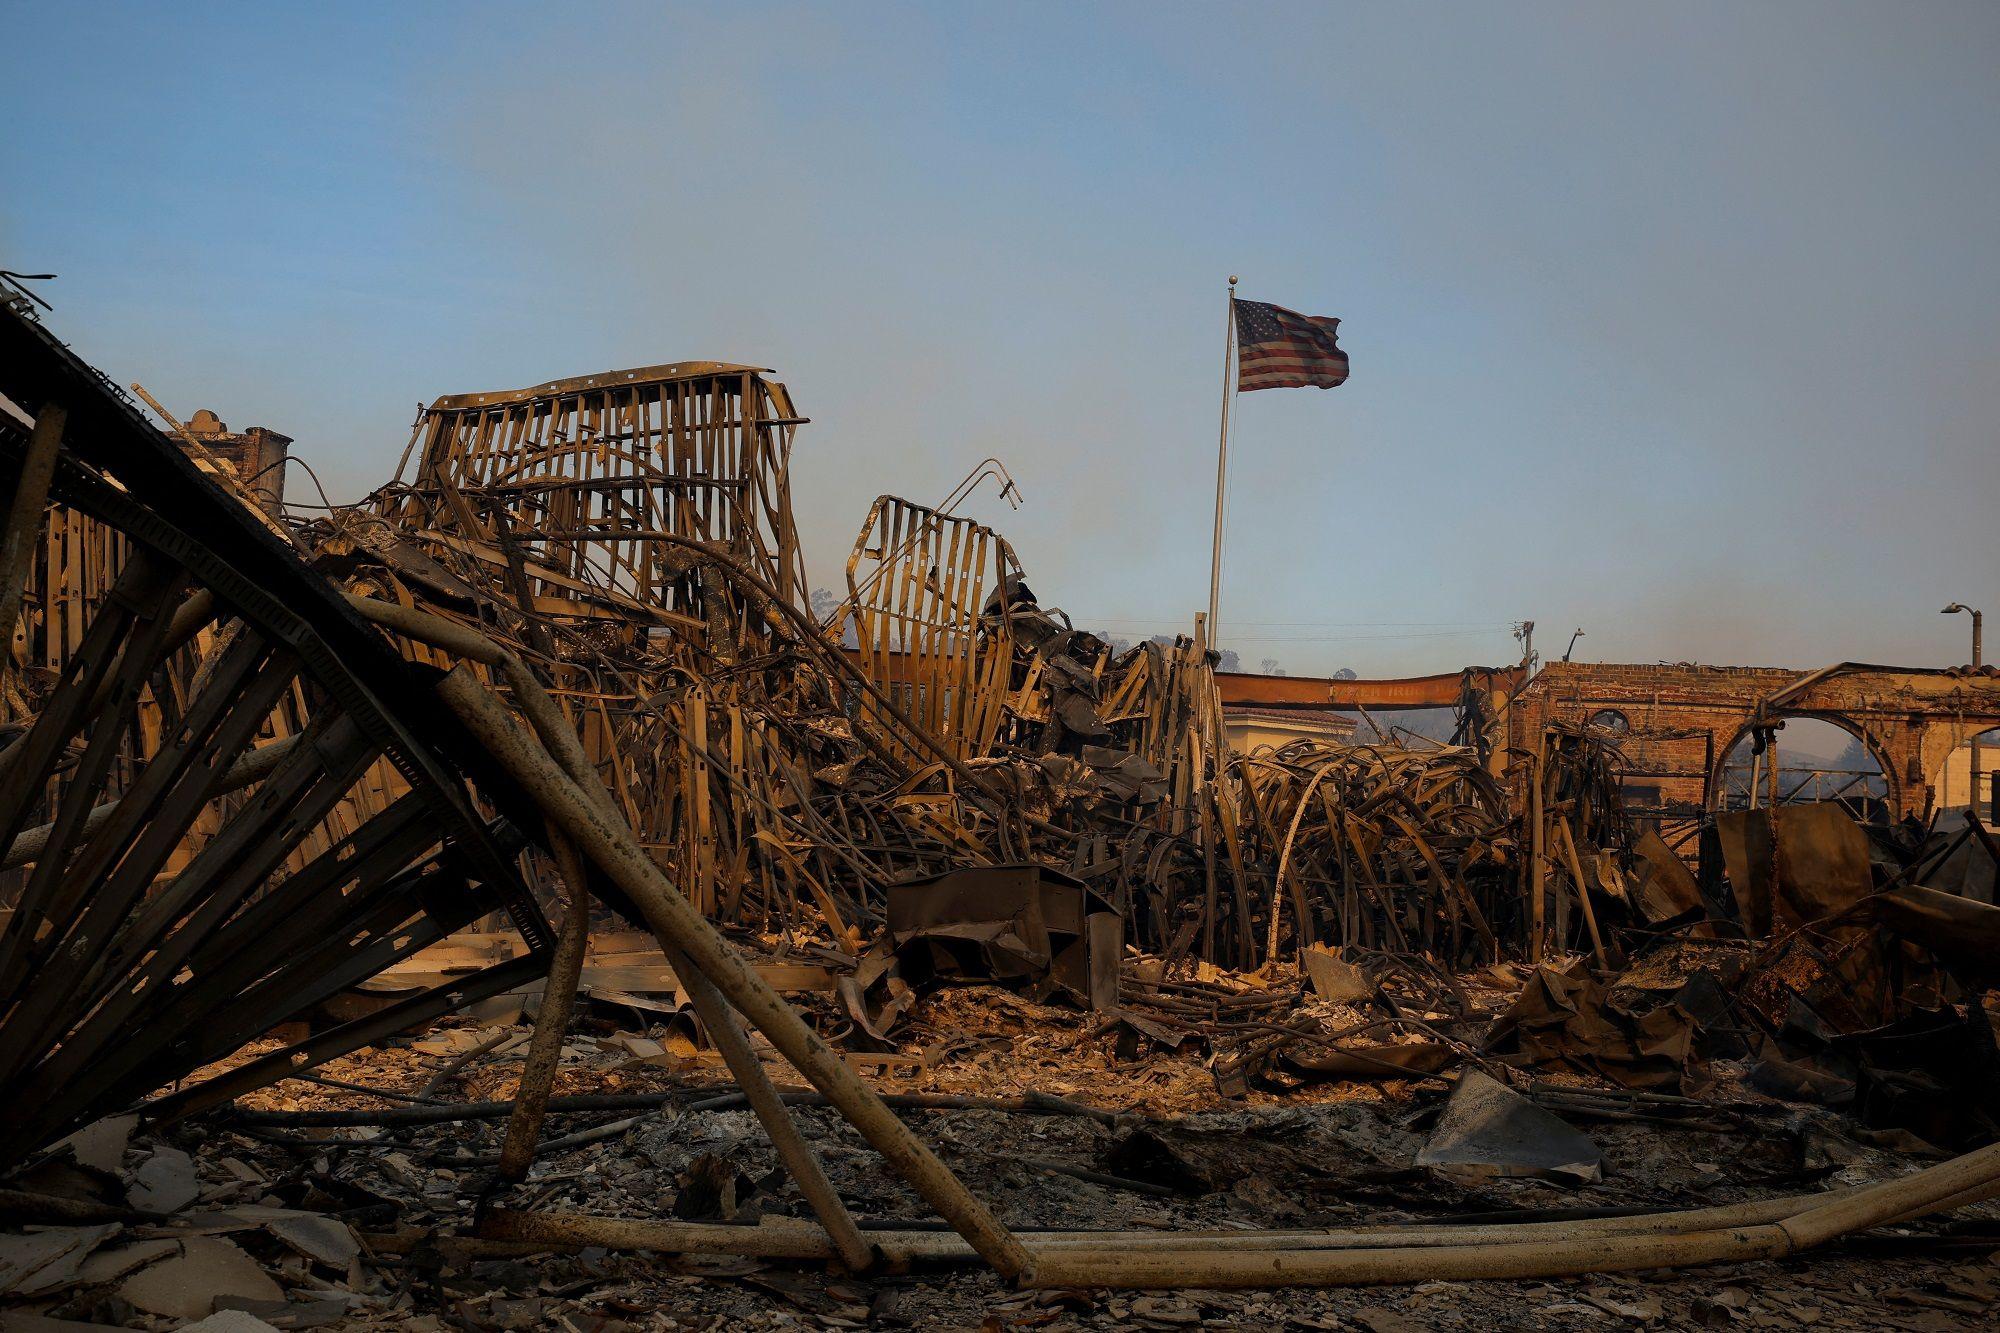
1830, 735, 1874, 772
1259, 657, 1286, 676
811, 587, 859, 647
1217, 649, 1241, 672
1333, 667, 1359, 681
1810, 734, 1887, 801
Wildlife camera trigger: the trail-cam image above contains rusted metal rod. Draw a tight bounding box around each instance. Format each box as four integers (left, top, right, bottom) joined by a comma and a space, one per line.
503, 679, 876, 1269
1553, 817, 1609, 970
92, 588, 218, 711
236, 1086, 1116, 1129
1025, 1146, 2000, 1289
414, 1029, 526, 1103
471, 1150, 2000, 1290
0, 586, 219, 791
476, 1171, 1994, 1266
1027, 1228, 1788, 1289
494, 837, 592, 1182
684, 1086, 1123, 1125
234, 1093, 687, 1127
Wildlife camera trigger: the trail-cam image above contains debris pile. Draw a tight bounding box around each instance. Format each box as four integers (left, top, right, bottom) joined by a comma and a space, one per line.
4, 300, 2000, 1325
296, 358, 1638, 976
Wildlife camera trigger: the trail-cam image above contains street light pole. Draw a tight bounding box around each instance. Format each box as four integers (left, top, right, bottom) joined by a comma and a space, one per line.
1943, 603, 1984, 818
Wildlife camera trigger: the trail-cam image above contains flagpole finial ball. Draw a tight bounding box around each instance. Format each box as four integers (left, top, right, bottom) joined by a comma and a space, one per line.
1228, 275, 1239, 286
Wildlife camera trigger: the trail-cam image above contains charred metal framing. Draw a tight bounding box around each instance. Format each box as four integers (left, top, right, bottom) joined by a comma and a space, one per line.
0, 305, 552, 1167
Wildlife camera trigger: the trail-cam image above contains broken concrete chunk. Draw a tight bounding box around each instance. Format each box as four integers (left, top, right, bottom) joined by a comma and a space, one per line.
0, 1224, 119, 1296
127, 1145, 199, 1214
604, 1033, 670, 1064
1416, 1070, 1602, 1184
219, 1157, 267, 1184
71, 1238, 178, 1289
117, 1236, 283, 1321
0, 1226, 120, 1296
214, 1297, 352, 1329
50, 1114, 137, 1175
7, 1157, 123, 1210
264, 1212, 360, 1268
177, 1312, 284, 1333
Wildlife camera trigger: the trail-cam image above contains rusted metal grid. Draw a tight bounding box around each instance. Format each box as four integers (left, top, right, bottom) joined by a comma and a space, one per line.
832, 494, 1020, 764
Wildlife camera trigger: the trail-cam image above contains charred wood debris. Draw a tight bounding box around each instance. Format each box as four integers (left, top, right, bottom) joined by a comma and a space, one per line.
3, 297, 2000, 1330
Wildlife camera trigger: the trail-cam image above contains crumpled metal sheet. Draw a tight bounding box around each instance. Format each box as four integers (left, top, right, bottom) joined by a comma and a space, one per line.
1752, 1002, 2000, 1149
883, 863, 1121, 1010
1713, 804, 1875, 936
1417, 1071, 1602, 1184
1484, 961, 1712, 1093
1835, 1007, 2000, 1148
1871, 883, 2000, 986
1627, 827, 1703, 925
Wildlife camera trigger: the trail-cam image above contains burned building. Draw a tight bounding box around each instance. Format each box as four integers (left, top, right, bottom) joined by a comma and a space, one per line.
3, 299, 2000, 1323
1509, 659, 2000, 841
181, 408, 292, 520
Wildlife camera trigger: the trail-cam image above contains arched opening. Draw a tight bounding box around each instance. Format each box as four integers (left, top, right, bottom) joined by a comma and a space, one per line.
1586, 708, 1630, 737
1929, 726, 2000, 818
1714, 715, 1890, 824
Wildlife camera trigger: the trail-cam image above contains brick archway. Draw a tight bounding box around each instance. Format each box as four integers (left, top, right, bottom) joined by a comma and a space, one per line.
1507, 661, 2000, 826
1704, 711, 1899, 819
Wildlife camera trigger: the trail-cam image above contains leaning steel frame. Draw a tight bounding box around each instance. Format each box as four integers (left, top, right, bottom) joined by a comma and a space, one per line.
0, 305, 552, 1167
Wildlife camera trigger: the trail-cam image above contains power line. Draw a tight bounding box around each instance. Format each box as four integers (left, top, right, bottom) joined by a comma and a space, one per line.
1207, 630, 1513, 643
1075, 627, 1516, 643
1075, 619, 1519, 630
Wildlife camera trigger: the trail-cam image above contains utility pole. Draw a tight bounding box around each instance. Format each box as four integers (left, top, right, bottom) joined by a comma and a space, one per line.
1944, 603, 1984, 818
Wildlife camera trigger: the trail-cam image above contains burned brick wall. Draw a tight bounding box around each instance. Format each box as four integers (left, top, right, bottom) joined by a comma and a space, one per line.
1507, 662, 1799, 823
1508, 659, 2000, 829
184, 409, 291, 519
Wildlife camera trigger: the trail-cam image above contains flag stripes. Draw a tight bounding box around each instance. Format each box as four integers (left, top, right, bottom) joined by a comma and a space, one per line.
1233, 298, 1349, 391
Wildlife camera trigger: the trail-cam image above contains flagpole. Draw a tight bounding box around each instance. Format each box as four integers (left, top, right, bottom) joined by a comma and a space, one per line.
1206, 275, 1238, 653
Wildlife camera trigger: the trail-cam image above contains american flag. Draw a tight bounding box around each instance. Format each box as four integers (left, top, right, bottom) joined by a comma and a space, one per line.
1233, 298, 1349, 392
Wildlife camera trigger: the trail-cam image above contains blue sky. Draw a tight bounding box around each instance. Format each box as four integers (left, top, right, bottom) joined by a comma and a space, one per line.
4, 2, 1996, 676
